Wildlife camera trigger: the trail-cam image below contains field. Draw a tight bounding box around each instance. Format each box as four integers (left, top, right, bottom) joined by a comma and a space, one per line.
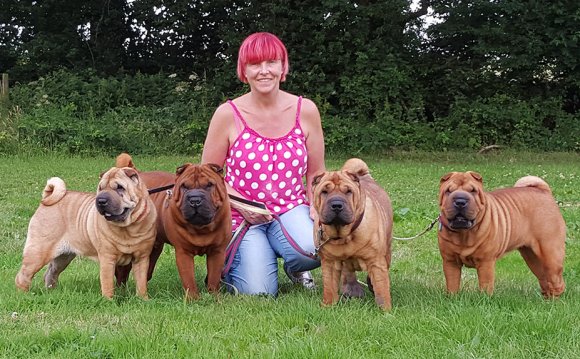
1, 152, 579, 358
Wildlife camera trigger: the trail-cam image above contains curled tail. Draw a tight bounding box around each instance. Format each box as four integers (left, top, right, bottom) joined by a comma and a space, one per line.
115, 152, 136, 169
514, 176, 552, 194
41, 177, 67, 206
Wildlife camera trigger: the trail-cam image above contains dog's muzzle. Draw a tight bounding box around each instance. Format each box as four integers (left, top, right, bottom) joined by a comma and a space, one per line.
181, 189, 215, 226
447, 194, 475, 229
95, 192, 130, 222
321, 196, 353, 226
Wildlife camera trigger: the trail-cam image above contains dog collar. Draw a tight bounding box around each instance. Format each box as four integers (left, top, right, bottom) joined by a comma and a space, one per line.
314, 208, 366, 256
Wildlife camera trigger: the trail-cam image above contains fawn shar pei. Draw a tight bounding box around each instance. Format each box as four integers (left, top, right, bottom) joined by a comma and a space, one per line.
15, 167, 157, 299
312, 158, 393, 310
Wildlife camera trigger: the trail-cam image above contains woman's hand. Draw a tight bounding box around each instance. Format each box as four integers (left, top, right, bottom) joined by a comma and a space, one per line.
230, 200, 273, 225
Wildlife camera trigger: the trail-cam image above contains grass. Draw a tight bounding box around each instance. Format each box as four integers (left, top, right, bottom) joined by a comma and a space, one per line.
1, 151, 579, 358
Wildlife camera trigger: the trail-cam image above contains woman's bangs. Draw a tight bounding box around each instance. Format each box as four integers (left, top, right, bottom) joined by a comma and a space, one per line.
246, 42, 283, 64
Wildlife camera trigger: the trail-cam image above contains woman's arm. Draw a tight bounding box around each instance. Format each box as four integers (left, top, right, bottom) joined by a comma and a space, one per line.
201, 103, 234, 166
301, 97, 325, 215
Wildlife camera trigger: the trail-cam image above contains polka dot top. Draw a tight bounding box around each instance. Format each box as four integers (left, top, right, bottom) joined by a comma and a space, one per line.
225, 97, 308, 230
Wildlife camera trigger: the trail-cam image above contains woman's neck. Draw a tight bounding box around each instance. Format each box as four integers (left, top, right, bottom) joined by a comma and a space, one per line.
248, 89, 283, 109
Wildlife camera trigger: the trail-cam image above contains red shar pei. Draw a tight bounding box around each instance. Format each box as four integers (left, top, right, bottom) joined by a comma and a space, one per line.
438, 171, 566, 298
115, 153, 231, 300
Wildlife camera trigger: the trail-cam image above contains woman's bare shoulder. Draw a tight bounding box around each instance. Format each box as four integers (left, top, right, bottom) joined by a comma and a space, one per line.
299, 97, 321, 122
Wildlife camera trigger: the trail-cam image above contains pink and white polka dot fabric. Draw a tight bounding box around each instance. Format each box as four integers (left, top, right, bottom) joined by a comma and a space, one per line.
225, 97, 308, 230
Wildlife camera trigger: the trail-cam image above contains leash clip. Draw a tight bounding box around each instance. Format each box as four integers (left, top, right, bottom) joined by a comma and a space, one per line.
163, 190, 173, 208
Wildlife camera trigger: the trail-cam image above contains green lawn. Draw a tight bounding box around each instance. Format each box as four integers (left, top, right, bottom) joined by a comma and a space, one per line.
1, 152, 579, 358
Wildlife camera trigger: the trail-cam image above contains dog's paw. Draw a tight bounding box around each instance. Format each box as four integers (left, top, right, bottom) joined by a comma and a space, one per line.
342, 280, 366, 298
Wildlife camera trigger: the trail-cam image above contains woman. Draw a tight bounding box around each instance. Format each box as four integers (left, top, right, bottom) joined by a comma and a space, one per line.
201, 32, 324, 296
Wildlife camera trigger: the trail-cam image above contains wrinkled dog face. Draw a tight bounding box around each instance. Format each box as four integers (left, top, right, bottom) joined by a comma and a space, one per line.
95, 168, 141, 225
439, 171, 485, 230
174, 163, 225, 226
312, 171, 362, 226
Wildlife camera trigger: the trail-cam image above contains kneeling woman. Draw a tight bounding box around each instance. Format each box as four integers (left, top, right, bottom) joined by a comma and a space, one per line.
201, 32, 323, 295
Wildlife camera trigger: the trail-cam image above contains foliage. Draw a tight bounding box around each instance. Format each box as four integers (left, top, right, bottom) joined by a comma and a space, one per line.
2, 70, 220, 155
433, 94, 575, 151
423, 0, 580, 117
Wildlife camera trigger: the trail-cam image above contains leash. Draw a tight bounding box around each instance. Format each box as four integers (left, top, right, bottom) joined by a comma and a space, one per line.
314, 227, 332, 257
148, 184, 175, 194
392, 216, 439, 241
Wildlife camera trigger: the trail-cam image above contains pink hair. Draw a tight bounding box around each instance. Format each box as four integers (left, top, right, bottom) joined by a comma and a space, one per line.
236, 32, 289, 83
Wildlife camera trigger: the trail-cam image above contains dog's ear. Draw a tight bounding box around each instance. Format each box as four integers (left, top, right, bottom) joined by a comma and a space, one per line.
312, 173, 325, 187
345, 171, 360, 184
123, 168, 139, 183
176, 163, 191, 176
206, 163, 224, 175
440, 172, 455, 184
467, 171, 483, 183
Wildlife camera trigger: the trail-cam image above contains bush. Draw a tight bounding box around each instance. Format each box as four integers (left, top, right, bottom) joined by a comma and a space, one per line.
3, 70, 220, 155
2, 70, 578, 156
433, 94, 572, 151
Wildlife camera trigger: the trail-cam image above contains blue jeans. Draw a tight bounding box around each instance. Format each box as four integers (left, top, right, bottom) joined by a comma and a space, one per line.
224, 205, 320, 296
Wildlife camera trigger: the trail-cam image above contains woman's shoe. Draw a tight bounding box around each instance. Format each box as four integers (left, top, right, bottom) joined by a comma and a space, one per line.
284, 263, 316, 290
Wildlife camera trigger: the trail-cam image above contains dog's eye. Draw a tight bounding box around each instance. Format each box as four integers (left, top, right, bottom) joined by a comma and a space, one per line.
206, 182, 214, 189
321, 190, 328, 196
445, 188, 452, 194
345, 189, 352, 195
116, 185, 125, 194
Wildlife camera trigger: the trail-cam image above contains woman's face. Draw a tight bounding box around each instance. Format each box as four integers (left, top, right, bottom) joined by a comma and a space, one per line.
244, 59, 283, 93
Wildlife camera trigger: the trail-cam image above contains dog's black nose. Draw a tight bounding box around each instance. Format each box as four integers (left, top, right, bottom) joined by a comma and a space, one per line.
330, 200, 344, 212
453, 198, 468, 208
96, 197, 108, 207
188, 195, 203, 207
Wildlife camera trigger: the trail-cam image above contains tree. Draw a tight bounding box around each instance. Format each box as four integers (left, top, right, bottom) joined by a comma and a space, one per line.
423, 0, 580, 117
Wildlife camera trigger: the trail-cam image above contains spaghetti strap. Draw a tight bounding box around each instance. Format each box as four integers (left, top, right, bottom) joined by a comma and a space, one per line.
227, 100, 247, 134
295, 96, 303, 125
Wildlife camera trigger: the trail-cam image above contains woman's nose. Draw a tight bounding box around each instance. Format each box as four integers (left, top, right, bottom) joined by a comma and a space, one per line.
259, 62, 269, 73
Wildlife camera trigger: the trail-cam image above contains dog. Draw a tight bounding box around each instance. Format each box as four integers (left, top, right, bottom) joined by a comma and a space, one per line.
312, 158, 393, 310
15, 167, 157, 299
438, 171, 566, 297
114, 153, 232, 300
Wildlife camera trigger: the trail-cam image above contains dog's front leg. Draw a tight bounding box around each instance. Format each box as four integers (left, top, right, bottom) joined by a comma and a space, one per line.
205, 249, 226, 294
99, 254, 118, 299
174, 248, 199, 300
368, 262, 392, 310
321, 259, 341, 307
476, 260, 496, 295
132, 255, 150, 299
442, 258, 463, 294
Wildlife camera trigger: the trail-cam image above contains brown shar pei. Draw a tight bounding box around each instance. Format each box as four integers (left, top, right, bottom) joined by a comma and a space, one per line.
115, 153, 232, 300
312, 158, 393, 310
438, 171, 566, 298
15, 167, 157, 299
